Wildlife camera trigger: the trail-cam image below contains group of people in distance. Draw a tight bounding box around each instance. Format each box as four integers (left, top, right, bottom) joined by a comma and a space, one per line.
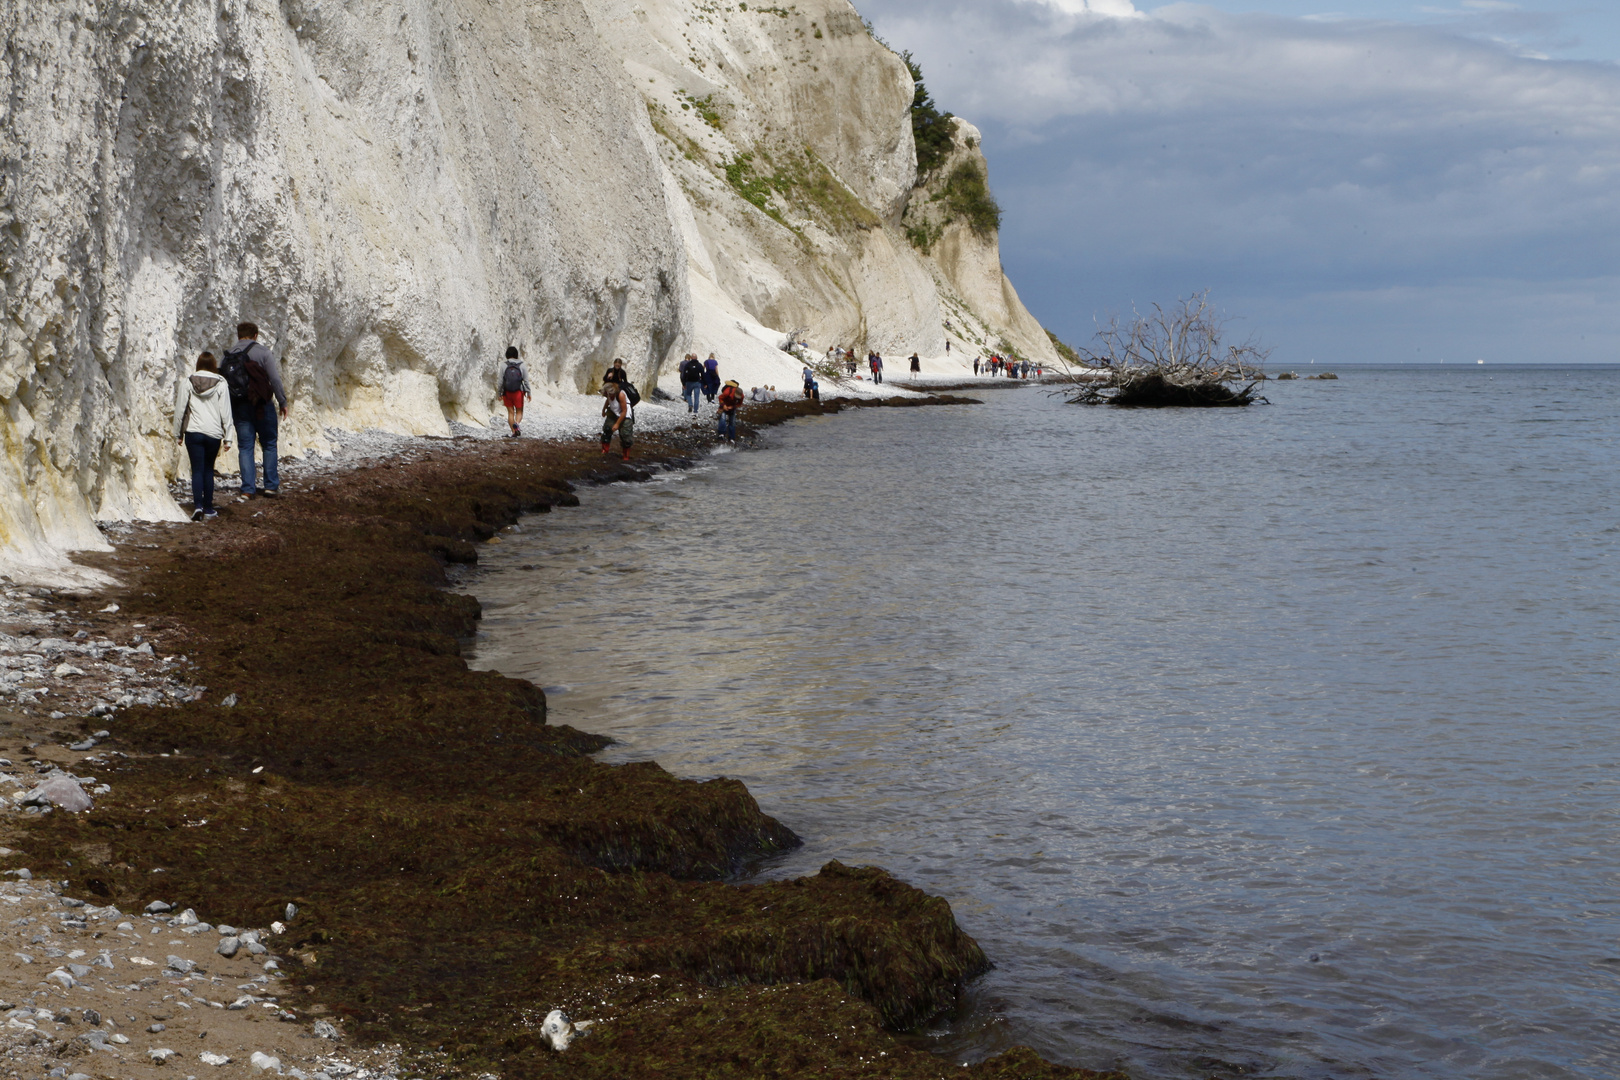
974, 354, 1041, 379
175, 331, 1007, 522
676, 352, 744, 442
822, 345, 933, 382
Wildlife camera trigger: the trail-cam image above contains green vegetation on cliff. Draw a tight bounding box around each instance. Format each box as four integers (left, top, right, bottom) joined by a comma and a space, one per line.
943, 159, 1002, 237
903, 52, 955, 178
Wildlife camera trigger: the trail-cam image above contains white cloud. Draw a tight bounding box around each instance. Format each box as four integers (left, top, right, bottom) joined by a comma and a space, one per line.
1037, 0, 1142, 17
858, 0, 1620, 362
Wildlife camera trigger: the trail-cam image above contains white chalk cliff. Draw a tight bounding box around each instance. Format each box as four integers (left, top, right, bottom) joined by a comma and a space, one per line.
0, 0, 1059, 581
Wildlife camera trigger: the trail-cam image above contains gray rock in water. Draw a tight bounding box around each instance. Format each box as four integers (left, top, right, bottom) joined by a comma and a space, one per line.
165, 955, 194, 973
216, 937, 240, 959
20, 776, 91, 812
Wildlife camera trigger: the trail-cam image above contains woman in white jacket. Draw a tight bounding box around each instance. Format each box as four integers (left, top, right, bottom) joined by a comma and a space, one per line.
173, 352, 234, 521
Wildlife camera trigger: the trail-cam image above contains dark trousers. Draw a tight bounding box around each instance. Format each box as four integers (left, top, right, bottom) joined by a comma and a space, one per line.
184, 432, 221, 512
232, 399, 279, 494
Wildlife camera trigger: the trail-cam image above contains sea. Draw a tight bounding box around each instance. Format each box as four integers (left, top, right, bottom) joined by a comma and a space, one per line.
465, 366, 1620, 1080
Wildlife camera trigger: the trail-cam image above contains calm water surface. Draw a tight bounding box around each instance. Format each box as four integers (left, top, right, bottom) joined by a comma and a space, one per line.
467, 367, 1620, 1079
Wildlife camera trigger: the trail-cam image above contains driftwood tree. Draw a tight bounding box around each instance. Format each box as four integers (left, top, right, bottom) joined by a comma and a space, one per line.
1057, 292, 1271, 407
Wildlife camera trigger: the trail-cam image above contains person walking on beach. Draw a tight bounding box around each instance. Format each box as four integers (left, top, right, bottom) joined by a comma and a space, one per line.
601, 380, 633, 460
173, 352, 234, 521
220, 321, 287, 498
679, 353, 704, 413
869, 352, 883, 384
909, 353, 921, 378
716, 379, 743, 441
702, 353, 721, 403
499, 347, 531, 437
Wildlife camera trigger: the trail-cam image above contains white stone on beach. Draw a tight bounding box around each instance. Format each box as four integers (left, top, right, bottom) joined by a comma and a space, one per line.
250, 1052, 282, 1073
21, 776, 91, 812
540, 1010, 569, 1051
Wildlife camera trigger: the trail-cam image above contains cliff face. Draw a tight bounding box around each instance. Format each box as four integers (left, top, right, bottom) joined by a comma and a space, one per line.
583, 0, 1059, 385
1, 0, 1056, 579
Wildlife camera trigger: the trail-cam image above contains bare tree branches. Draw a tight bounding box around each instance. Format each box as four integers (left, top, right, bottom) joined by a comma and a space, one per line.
1055, 291, 1271, 407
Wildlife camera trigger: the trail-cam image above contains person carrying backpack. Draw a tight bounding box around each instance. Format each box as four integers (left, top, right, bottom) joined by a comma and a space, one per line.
678, 353, 704, 413
173, 352, 234, 520
219, 322, 288, 499
716, 379, 743, 441
701, 353, 721, 403
499, 346, 531, 437
601, 380, 633, 460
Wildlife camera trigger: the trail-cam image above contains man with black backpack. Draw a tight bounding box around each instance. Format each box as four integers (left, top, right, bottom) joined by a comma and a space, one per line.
220, 322, 288, 499
500, 347, 531, 437
678, 353, 703, 414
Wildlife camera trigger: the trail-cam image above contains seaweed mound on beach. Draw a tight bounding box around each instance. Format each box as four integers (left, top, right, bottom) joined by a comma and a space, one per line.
25, 423, 1116, 1079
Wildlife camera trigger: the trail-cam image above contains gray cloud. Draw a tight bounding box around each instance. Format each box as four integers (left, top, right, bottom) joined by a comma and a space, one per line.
860, 0, 1620, 362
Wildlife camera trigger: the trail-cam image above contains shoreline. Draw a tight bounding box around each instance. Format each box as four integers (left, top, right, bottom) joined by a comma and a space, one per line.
0, 396, 1120, 1080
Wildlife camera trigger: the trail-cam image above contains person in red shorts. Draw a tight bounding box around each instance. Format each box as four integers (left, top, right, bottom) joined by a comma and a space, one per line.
499, 346, 531, 437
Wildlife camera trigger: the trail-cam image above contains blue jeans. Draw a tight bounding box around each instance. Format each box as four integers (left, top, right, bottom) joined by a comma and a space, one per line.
233, 400, 279, 494
184, 432, 221, 512
681, 381, 701, 413
716, 409, 737, 440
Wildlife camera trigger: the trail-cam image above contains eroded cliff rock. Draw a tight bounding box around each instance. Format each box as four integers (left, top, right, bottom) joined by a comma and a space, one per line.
2, 0, 1057, 580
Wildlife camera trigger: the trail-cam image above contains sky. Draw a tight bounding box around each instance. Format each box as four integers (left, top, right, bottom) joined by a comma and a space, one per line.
857, 0, 1620, 364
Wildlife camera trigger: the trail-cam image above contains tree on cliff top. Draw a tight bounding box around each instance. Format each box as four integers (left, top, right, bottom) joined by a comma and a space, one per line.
903, 53, 955, 179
